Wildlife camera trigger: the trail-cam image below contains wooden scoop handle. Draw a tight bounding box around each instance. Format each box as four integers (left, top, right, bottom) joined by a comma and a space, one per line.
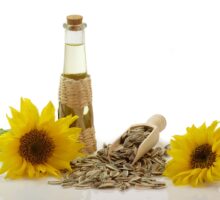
146, 114, 167, 132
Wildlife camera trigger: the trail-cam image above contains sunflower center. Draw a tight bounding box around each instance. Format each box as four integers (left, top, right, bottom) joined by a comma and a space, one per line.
191, 144, 216, 169
19, 129, 55, 164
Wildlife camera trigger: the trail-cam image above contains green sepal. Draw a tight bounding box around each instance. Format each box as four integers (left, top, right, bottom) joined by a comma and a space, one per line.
0, 129, 8, 135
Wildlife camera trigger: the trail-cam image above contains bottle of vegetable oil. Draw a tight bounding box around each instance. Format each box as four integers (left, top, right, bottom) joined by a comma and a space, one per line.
59, 15, 96, 154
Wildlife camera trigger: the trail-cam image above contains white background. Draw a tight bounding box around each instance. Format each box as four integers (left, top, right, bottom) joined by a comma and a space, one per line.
1, 1, 220, 200
0, 0, 220, 144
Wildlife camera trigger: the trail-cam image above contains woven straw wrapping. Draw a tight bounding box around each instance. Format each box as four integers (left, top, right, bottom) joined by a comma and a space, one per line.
59, 75, 97, 154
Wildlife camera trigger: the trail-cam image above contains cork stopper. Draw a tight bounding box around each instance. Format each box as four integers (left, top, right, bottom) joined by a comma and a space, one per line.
67, 15, 83, 26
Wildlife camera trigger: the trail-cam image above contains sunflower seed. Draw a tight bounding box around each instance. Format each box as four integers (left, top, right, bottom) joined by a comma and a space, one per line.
49, 125, 168, 190
129, 176, 141, 183
48, 181, 63, 185
98, 181, 116, 189
106, 164, 119, 171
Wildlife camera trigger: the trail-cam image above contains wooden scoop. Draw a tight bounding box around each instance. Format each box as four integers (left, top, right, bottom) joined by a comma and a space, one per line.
108, 114, 166, 165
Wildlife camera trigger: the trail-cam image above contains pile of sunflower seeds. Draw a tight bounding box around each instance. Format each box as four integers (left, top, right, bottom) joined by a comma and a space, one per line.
49, 126, 168, 190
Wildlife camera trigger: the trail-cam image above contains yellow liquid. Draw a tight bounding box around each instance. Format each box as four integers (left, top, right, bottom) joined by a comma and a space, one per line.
63, 73, 87, 80
64, 44, 87, 74
59, 42, 93, 129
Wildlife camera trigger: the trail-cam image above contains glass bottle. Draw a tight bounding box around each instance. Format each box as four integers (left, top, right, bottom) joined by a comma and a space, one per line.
58, 15, 94, 131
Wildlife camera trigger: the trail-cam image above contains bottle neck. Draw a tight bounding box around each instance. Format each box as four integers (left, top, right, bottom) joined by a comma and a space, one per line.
63, 26, 87, 79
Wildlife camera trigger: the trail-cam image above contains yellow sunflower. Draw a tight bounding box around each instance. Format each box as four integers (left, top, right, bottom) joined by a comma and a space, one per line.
164, 121, 220, 186
0, 98, 84, 179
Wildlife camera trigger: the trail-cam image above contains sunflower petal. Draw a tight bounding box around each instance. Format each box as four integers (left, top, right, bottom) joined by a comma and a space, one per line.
0, 163, 11, 175
172, 170, 193, 185
48, 158, 71, 171
54, 115, 78, 132
196, 168, 207, 185
14, 160, 27, 177
38, 101, 55, 127
27, 163, 36, 178
207, 121, 219, 145
190, 168, 203, 186
212, 140, 220, 154
20, 98, 39, 127
205, 168, 215, 182
164, 159, 190, 178
44, 164, 61, 177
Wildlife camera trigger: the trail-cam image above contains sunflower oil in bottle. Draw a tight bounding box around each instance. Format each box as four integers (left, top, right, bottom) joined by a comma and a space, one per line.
58, 15, 93, 131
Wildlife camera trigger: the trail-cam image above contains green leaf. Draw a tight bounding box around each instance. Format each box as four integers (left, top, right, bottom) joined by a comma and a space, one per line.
0, 129, 8, 135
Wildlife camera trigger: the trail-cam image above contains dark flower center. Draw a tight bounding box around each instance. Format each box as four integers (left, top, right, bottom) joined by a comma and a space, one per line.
191, 144, 216, 169
19, 129, 55, 164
